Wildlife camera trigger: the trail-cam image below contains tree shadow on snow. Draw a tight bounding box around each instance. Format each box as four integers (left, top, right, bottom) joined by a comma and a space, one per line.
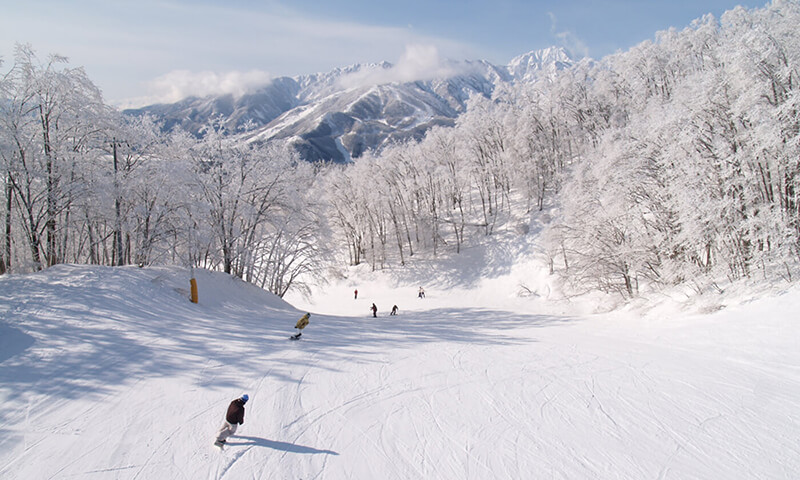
274, 307, 584, 374
227, 435, 338, 455
0, 266, 288, 408
0, 324, 35, 363
310, 307, 576, 350
0, 265, 581, 429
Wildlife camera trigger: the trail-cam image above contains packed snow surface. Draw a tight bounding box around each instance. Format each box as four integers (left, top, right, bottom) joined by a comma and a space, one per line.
1, 264, 798, 479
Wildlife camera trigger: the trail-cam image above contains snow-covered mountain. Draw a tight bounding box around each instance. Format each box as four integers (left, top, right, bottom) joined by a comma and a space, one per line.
507, 46, 573, 82
128, 76, 302, 135
125, 48, 572, 163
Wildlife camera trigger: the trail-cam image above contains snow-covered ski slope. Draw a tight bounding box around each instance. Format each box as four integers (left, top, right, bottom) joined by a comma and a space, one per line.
1, 264, 798, 479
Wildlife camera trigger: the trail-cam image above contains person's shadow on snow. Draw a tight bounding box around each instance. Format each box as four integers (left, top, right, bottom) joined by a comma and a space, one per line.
227, 435, 339, 455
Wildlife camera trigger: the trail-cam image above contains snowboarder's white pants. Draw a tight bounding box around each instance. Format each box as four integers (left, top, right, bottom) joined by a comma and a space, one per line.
216, 421, 238, 442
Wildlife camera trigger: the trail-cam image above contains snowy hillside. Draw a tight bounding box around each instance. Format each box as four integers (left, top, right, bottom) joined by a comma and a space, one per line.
1, 264, 799, 479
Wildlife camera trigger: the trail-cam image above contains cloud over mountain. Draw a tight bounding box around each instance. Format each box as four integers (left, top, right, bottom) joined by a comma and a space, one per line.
129, 69, 274, 106
336, 45, 467, 89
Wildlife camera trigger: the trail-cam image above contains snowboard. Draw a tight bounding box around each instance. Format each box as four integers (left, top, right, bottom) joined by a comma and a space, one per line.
290, 333, 302, 340
214, 440, 225, 449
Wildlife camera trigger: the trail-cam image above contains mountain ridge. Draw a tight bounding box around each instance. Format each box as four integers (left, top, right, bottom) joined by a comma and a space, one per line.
125, 47, 574, 162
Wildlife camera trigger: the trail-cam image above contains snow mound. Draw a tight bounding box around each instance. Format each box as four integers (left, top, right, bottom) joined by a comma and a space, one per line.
149, 265, 295, 312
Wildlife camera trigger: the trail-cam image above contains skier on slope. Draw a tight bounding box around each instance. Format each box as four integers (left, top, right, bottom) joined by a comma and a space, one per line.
371, 303, 378, 317
292, 312, 310, 339
215, 394, 248, 447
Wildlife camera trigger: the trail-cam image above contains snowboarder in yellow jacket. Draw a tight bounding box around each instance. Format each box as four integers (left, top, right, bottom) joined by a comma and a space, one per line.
291, 313, 310, 339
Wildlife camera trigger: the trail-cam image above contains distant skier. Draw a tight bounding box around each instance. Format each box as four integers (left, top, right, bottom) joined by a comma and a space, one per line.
215, 394, 248, 447
292, 312, 310, 340
371, 303, 378, 318
418, 287, 425, 299
390, 305, 398, 316
354, 289, 358, 300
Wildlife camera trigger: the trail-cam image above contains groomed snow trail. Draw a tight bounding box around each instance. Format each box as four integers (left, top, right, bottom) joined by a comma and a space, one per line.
0, 265, 798, 479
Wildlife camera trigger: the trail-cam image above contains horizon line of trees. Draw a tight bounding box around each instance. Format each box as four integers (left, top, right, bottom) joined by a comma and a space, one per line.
2, 0, 799, 301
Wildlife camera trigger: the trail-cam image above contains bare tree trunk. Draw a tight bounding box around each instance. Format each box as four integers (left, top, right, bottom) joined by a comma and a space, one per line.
40, 105, 56, 267
1, 173, 11, 274
27, 209, 43, 270
113, 141, 125, 266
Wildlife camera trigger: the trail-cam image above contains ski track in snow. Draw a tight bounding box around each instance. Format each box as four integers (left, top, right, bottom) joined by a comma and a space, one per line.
0, 265, 799, 479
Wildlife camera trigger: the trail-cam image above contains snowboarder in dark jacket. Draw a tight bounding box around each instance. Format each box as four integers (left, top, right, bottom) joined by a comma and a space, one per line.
215, 394, 248, 446
371, 303, 378, 317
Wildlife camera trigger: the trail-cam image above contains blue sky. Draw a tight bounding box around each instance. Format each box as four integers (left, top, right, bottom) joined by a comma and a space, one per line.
1, 0, 765, 106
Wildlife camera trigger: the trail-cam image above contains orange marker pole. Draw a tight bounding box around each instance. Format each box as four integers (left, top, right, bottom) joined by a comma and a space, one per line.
190, 267, 199, 303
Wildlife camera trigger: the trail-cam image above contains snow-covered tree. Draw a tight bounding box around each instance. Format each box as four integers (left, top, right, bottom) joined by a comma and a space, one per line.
0, 45, 108, 271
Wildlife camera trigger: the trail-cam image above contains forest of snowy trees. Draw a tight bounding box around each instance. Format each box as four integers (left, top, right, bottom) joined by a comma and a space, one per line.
0, 46, 325, 295
2, 1, 799, 299
322, 1, 800, 298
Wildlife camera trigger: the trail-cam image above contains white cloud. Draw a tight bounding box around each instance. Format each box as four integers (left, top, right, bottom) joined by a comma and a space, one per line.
336, 44, 466, 89
121, 69, 273, 107
76, 1, 487, 106
548, 12, 590, 59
